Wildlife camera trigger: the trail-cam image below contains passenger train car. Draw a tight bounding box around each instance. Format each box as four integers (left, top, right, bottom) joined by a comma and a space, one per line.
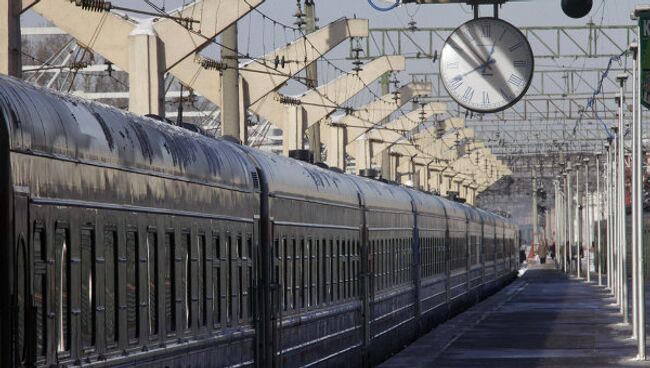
0, 75, 518, 367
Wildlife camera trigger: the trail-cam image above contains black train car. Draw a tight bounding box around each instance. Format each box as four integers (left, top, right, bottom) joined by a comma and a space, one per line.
0, 75, 517, 367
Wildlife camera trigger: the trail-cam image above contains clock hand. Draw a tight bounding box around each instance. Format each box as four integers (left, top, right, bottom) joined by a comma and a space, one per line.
453, 58, 496, 82
481, 41, 498, 73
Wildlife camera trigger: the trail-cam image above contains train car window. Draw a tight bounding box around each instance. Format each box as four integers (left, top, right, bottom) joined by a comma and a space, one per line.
297, 238, 304, 309
286, 237, 294, 311
198, 234, 207, 328
238, 249, 244, 322
246, 235, 253, 320
326, 238, 333, 303
104, 228, 118, 348
126, 229, 139, 343
33, 224, 47, 359
345, 240, 350, 299
305, 238, 311, 309
165, 232, 176, 336
376, 239, 381, 291
147, 231, 159, 337
81, 227, 96, 349
273, 237, 282, 312
227, 233, 235, 324
353, 239, 357, 296
318, 239, 324, 306
377, 239, 382, 290
292, 238, 298, 309
311, 238, 317, 307
335, 239, 342, 301
16, 236, 27, 365
280, 237, 287, 312
328, 239, 336, 303
55, 226, 71, 354
181, 232, 191, 330
237, 234, 244, 322
212, 234, 222, 327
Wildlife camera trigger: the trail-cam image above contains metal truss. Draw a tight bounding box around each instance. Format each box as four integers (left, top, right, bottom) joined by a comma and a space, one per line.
414, 67, 636, 122
352, 24, 636, 60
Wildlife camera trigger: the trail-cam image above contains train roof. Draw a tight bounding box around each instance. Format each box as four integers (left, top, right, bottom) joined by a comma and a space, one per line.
460, 203, 482, 222
347, 176, 414, 212
0, 75, 258, 192
406, 189, 447, 217
439, 198, 467, 221
475, 207, 499, 226
240, 147, 361, 206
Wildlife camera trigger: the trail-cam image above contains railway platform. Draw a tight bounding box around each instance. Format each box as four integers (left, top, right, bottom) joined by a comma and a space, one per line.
380, 263, 648, 368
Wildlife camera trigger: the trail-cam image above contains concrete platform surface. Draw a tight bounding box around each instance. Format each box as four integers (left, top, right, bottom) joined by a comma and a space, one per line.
379, 263, 650, 368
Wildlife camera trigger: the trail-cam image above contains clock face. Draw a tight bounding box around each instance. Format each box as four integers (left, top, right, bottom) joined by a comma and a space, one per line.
440, 18, 534, 113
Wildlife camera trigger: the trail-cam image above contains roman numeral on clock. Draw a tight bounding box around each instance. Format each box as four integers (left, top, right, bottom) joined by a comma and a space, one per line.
481, 24, 491, 38
509, 41, 524, 52
482, 91, 490, 105
449, 77, 463, 91
508, 74, 525, 88
513, 60, 528, 68
462, 87, 475, 102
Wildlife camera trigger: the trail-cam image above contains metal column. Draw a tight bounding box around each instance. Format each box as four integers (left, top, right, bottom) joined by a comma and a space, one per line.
597, 153, 603, 286
304, 0, 322, 162
576, 162, 582, 278
221, 23, 242, 143
631, 42, 640, 341
532, 174, 539, 252
629, 12, 647, 356
606, 142, 614, 292
584, 157, 592, 282
567, 163, 574, 274
616, 73, 629, 323
0, 0, 21, 77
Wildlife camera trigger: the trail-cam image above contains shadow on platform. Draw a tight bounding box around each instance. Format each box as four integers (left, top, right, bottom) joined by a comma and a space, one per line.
379, 263, 649, 368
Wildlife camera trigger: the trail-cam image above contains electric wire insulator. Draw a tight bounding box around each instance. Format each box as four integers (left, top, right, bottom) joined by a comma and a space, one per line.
278, 96, 301, 106
273, 56, 286, 69
352, 59, 363, 73
195, 56, 226, 71
75, 0, 112, 12
69, 61, 88, 70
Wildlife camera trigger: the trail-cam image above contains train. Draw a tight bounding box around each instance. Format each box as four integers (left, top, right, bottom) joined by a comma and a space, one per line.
0, 75, 519, 367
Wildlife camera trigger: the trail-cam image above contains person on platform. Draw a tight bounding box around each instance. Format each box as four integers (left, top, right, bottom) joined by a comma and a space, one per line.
538, 240, 548, 264
550, 241, 556, 260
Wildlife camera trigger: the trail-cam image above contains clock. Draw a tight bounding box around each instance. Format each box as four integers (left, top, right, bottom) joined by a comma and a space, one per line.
439, 18, 534, 113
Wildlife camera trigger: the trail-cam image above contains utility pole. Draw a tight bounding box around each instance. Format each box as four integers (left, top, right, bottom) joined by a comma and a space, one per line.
567, 162, 573, 274
304, 0, 321, 161
629, 9, 647, 355
630, 42, 640, 341
0, 0, 20, 77
575, 161, 582, 278
380, 73, 392, 179
605, 141, 613, 292
584, 157, 591, 282
596, 153, 603, 286
616, 73, 629, 324
532, 174, 539, 253
221, 23, 242, 143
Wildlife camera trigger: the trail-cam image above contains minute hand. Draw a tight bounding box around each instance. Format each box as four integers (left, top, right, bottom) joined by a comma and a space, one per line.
452, 58, 496, 82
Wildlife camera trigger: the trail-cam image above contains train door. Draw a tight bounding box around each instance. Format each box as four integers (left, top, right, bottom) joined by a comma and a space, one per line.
13, 187, 31, 367
254, 213, 280, 368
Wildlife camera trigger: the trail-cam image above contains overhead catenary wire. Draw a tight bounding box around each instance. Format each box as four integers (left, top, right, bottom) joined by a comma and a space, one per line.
66, 0, 477, 172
